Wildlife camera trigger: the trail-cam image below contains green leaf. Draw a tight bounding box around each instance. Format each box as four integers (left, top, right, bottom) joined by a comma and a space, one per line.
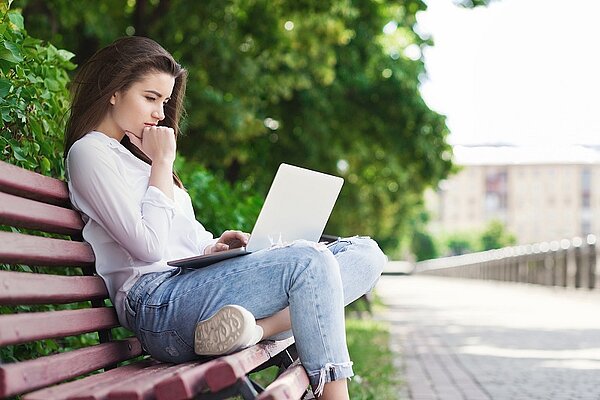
44, 77, 60, 92
0, 78, 11, 98
12, 146, 27, 161
40, 156, 51, 173
8, 11, 25, 30
29, 118, 42, 137
0, 41, 23, 63
57, 49, 75, 62
1, 107, 11, 122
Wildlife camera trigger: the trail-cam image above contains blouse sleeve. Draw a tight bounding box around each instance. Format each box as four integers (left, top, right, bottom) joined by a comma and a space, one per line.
67, 139, 175, 262
179, 189, 218, 254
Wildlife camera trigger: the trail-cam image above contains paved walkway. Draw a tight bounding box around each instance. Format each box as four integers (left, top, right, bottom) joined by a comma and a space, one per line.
376, 275, 600, 400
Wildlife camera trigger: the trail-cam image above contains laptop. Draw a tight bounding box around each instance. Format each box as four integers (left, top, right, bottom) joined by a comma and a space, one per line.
167, 163, 344, 268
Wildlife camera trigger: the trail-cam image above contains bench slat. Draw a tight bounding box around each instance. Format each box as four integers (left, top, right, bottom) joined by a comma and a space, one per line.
205, 338, 295, 393
70, 363, 173, 400
0, 231, 94, 267
23, 360, 157, 400
0, 308, 120, 346
0, 270, 108, 305
104, 363, 190, 400
257, 364, 310, 400
0, 337, 143, 398
154, 338, 295, 400
153, 360, 215, 400
0, 160, 70, 207
0, 192, 84, 235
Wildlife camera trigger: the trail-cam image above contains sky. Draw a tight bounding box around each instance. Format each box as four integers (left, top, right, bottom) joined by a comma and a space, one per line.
416, 0, 600, 147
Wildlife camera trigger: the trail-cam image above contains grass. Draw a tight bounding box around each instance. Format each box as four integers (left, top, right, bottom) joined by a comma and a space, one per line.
247, 312, 403, 399
346, 318, 402, 399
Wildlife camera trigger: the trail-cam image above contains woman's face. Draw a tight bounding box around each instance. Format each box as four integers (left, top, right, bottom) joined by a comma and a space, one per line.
107, 71, 176, 140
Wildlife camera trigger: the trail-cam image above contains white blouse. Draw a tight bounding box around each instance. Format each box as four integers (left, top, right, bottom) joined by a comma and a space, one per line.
66, 131, 216, 328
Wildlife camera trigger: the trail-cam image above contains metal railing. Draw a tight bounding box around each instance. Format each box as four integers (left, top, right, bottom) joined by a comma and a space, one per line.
415, 234, 599, 290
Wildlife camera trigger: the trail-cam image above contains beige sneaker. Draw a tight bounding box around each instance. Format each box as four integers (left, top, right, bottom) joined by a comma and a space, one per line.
194, 305, 263, 356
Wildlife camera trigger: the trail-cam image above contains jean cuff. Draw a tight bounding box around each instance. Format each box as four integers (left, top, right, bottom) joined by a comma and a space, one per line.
307, 361, 354, 397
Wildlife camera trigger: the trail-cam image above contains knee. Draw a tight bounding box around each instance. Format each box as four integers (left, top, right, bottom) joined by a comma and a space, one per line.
349, 236, 387, 277
282, 241, 343, 289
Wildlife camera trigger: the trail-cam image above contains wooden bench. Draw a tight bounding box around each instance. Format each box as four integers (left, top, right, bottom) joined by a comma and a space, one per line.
0, 159, 311, 400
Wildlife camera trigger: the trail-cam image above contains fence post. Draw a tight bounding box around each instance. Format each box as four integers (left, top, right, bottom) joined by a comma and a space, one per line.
540, 242, 553, 286
510, 254, 519, 282
518, 249, 528, 283
587, 235, 597, 290
557, 240, 569, 287
573, 237, 584, 289
566, 240, 577, 288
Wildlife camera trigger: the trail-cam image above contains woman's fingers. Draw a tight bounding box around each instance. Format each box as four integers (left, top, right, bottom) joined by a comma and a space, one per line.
218, 230, 250, 248
141, 126, 176, 163
206, 242, 229, 254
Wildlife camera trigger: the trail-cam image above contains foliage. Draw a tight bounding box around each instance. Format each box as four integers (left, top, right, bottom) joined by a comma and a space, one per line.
408, 209, 439, 261
345, 319, 402, 399
175, 156, 263, 236
453, 0, 497, 7
16, 0, 457, 253
479, 219, 517, 251
0, 3, 86, 365
433, 219, 517, 258
411, 230, 438, 261
0, 0, 74, 177
445, 232, 477, 256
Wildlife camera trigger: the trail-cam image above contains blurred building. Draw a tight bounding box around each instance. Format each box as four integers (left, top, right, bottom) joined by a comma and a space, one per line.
426, 145, 600, 244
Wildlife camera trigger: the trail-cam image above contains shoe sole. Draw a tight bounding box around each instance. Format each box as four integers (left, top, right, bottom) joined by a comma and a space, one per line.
194, 305, 250, 355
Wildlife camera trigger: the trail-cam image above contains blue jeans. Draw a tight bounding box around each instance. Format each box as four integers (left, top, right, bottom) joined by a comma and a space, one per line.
124, 236, 386, 392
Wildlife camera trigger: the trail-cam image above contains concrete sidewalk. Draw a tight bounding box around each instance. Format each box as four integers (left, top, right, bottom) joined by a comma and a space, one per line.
376, 275, 600, 400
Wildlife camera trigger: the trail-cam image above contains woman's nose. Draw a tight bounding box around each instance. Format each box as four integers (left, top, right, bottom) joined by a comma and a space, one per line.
152, 106, 165, 121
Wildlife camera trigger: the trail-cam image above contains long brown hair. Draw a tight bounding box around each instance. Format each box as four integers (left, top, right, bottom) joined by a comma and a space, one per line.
65, 36, 187, 187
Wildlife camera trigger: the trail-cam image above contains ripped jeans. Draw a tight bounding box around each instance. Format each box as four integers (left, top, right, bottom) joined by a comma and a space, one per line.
123, 236, 386, 394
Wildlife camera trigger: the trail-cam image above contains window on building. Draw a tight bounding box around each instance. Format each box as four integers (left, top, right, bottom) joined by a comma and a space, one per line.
581, 168, 591, 209
485, 169, 508, 212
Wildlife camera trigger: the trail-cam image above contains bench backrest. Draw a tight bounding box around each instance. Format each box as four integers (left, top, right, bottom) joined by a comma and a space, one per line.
0, 160, 142, 398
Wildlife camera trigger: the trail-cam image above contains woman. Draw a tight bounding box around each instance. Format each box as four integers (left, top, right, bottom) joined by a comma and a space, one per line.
65, 36, 386, 399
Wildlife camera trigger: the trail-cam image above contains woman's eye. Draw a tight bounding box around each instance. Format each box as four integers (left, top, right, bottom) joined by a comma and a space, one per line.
145, 96, 157, 101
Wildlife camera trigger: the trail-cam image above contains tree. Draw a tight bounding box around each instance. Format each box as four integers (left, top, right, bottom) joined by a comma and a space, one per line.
446, 233, 476, 256
409, 210, 439, 261
14, 0, 482, 252
480, 219, 516, 251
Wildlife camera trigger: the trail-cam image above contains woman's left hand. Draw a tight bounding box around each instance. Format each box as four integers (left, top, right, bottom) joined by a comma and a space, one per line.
205, 230, 250, 254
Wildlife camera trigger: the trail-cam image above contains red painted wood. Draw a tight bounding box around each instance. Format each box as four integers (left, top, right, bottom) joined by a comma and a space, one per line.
0, 338, 143, 398
0, 231, 95, 267
65, 363, 172, 400
0, 160, 70, 207
257, 364, 310, 400
104, 363, 199, 400
23, 361, 156, 400
0, 192, 84, 235
0, 308, 119, 346
205, 338, 295, 392
153, 360, 216, 400
0, 270, 108, 305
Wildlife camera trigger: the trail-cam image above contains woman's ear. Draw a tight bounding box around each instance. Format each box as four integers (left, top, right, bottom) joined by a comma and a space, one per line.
109, 92, 118, 106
